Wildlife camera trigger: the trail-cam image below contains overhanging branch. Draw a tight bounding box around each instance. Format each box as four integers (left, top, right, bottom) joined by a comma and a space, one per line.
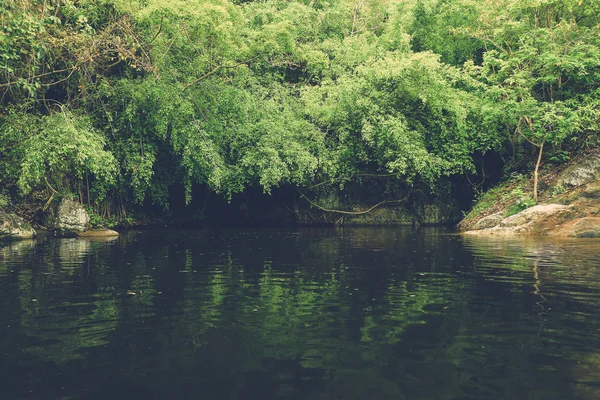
298, 190, 406, 215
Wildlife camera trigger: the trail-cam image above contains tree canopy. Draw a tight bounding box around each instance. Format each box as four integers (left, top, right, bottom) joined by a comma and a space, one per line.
1, 0, 599, 219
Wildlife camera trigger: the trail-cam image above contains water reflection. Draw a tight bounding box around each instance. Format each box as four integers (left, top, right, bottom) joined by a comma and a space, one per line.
0, 229, 599, 399
57, 238, 91, 265
462, 235, 600, 400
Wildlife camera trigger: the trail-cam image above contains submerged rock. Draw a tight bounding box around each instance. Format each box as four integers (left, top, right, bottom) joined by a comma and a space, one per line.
77, 229, 119, 237
0, 212, 36, 241
46, 198, 90, 232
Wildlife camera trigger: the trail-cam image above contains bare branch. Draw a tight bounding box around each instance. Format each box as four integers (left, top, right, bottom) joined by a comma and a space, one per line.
0, 66, 77, 88
298, 190, 406, 215
182, 59, 255, 92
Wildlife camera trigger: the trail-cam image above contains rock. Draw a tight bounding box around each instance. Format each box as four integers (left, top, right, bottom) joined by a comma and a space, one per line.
557, 153, 600, 188
47, 198, 90, 232
550, 217, 600, 238
77, 229, 119, 237
461, 150, 600, 237
499, 204, 574, 228
472, 212, 505, 230
582, 181, 600, 198
464, 204, 576, 236
0, 212, 36, 241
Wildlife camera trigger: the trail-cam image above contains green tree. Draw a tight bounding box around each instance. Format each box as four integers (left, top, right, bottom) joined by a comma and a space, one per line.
463, 0, 600, 201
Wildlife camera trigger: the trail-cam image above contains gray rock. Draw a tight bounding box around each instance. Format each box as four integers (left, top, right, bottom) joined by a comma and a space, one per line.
464, 204, 576, 236
472, 212, 505, 230
47, 198, 90, 232
499, 204, 573, 228
0, 212, 36, 241
557, 153, 600, 188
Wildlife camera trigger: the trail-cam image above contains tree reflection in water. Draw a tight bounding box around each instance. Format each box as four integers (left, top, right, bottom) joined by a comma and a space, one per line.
1, 229, 599, 399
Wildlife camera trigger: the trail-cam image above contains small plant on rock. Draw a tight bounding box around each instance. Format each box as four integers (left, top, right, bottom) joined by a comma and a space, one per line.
551, 185, 566, 198
504, 188, 535, 217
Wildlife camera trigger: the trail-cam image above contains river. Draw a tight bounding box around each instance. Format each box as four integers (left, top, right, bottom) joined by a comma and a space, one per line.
1, 227, 600, 399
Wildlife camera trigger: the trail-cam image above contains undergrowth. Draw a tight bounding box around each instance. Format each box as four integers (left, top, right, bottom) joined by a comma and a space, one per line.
460, 173, 532, 228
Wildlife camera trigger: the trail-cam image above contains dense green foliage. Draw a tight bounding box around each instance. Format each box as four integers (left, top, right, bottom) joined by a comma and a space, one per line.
1, 0, 599, 220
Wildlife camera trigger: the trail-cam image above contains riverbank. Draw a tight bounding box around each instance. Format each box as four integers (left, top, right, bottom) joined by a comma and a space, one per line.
460, 149, 600, 237
0, 198, 122, 242
4, 147, 600, 242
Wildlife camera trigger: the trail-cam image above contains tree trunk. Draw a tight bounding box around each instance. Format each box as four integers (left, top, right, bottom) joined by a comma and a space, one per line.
533, 142, 544, 203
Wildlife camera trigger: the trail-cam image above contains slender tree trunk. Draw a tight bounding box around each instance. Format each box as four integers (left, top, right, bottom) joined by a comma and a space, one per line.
86, 174, 90, 206
533, 142, 544, 203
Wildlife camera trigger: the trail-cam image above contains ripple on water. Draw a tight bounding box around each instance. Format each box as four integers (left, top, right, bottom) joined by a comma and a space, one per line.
1, 228, 600, 400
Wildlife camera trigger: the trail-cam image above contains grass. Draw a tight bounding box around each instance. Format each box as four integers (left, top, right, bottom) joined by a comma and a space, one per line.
460, 174, 532, 229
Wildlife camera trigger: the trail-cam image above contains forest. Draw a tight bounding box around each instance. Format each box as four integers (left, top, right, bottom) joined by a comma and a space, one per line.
1, 0, 599, 226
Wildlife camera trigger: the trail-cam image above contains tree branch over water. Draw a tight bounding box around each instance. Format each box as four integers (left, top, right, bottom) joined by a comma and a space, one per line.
298, 191, 406, 215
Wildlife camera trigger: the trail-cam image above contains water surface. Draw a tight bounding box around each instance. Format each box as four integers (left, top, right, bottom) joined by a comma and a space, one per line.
1, 228, 600, 399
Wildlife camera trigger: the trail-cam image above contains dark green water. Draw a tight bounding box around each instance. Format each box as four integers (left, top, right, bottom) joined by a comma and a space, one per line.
1, 228, 600, 400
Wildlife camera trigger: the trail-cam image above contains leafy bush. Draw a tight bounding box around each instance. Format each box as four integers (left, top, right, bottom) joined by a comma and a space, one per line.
1, 0, 599, 220
0, 193, 9, 209
504, 188, 535, 217
551, 185, 566, 198
10, 111, 118, 198
85, 206, 117, 229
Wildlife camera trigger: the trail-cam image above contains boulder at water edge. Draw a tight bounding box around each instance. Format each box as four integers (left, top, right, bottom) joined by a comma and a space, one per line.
464, 204, 576, 236
46, 198, 90, 233
0, 212, 36, 241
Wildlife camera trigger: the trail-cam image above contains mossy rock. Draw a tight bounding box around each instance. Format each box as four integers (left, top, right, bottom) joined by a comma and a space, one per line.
0, 212, 36, 241
46, 198, 90, 233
